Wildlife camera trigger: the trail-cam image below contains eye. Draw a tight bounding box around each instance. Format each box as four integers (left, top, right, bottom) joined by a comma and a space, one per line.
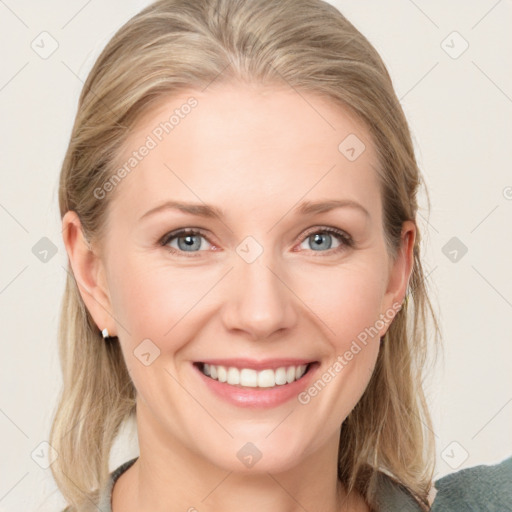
159, 226, 354, 258
296, 227, 354, 254
160, 228, 214, 257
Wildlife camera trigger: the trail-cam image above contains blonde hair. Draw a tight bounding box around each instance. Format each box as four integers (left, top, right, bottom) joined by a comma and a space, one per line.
51, 0, 441, 509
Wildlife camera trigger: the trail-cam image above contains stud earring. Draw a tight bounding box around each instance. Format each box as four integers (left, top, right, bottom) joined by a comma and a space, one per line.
101, 328, 110, 339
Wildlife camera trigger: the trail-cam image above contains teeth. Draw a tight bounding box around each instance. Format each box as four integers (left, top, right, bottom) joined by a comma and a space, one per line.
200, 364, 309, 388
217, 366, 227, 383
227, 366, 240, 385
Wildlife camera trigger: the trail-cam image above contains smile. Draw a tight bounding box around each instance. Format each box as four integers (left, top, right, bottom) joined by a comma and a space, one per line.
191, 358, 319, 408
199, 362, 311, 388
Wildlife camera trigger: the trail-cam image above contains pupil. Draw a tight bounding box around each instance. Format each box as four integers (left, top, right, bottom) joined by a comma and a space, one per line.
179, 235, 200, 251
312, 233, 332, 250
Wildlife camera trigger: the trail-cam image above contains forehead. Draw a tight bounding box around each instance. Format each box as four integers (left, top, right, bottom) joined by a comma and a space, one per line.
108, 82, 382, 224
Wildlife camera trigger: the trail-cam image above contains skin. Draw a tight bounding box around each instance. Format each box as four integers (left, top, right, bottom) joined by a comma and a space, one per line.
62, 81, 415, 512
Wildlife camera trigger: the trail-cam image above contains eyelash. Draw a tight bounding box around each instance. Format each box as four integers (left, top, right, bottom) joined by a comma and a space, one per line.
159, 226, 354, 258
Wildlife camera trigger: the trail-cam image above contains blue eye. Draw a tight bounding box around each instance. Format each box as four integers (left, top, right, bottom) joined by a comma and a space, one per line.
160, 229, 212, 255
299, 228, 353, 253
159, 227, 353, 257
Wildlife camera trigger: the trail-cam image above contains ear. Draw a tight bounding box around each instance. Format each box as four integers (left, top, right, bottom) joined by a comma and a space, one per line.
61, 210, 116, 337
378, 220, 416, 337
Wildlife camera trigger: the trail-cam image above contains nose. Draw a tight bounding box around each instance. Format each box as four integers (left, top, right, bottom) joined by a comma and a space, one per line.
220, 254, 298, 341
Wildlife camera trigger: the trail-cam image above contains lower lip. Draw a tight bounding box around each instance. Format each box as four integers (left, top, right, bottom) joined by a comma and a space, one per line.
193, 363, 319, 408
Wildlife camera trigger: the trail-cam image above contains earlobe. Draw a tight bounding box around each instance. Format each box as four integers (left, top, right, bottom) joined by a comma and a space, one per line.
61, 211, 116, 337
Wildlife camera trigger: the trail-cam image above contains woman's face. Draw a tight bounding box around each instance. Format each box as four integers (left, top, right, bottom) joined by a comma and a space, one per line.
67, 82, 414, 474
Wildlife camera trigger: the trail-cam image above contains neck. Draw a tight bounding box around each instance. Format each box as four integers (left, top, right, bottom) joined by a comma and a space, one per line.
111, 402, 369, 512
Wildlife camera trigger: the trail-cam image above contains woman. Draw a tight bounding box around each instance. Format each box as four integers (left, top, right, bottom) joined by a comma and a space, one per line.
50, 0, 510, 510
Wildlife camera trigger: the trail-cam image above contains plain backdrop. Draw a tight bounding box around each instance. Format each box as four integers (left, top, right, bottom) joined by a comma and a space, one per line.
0, 0, 511, 510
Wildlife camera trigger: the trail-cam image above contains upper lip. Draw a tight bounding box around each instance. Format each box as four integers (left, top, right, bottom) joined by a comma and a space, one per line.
195, 358, 317, 371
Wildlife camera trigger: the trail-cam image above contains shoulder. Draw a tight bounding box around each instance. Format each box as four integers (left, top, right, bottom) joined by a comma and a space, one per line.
431, 455, 512, 511
371, 470, 428, 511
60, 458, 139, 512
93, 456, 139, 512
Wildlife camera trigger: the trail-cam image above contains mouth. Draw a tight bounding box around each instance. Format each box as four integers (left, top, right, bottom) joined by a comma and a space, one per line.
193, 361, 318, 389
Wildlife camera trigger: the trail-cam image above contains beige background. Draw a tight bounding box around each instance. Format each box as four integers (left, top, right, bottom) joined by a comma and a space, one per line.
0, 0, 511, 510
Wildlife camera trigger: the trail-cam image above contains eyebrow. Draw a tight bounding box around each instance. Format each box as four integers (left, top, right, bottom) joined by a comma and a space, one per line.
139, 198, 370, 221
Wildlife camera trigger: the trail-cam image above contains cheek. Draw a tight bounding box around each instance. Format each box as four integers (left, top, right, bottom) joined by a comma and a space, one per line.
108, 243, 388, 357
291, 259, 386, 411
293, 258, 388, 346
107, 259, 214, 404
107, 255, 220, 345
294, 266, 385, 429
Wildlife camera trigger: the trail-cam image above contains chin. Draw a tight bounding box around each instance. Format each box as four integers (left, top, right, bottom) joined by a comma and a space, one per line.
195, 434, 311, 475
